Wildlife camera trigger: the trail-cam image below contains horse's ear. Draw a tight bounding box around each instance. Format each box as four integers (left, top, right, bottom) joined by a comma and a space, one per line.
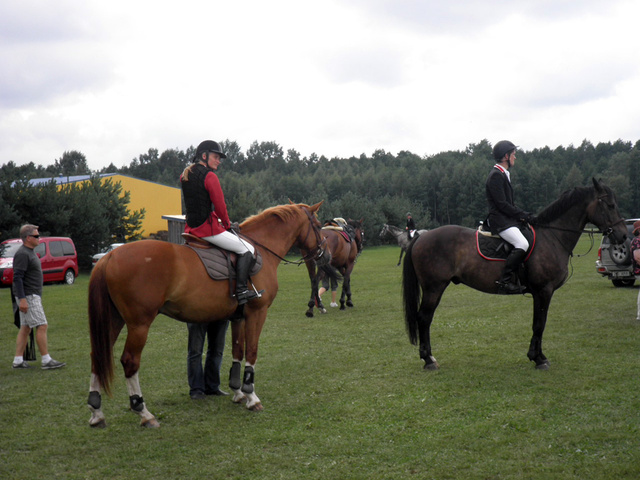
359, 217, 364, 224
592, 177, 604, 192
288, 199, 295, 205
309, 201, 323, 213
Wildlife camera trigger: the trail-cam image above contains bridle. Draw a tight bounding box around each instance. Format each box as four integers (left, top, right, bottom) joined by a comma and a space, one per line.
244, 207, 328, 266
534, 193, 625, 257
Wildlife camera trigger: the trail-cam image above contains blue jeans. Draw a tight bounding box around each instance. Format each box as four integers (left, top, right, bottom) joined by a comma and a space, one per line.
187, 320, 229, 395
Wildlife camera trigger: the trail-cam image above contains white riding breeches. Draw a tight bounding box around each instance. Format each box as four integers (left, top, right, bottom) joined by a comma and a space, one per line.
201, 230, 255, 255
499, 226, 529, 251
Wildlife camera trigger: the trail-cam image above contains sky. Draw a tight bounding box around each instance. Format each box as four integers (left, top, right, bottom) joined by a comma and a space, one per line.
1, 0, 639, 171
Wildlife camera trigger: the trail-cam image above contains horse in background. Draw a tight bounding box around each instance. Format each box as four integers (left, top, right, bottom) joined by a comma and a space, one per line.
379, 224, 428, 266
87, 202, 328, 428
305, 218, 364, 317
402, 179, 627, 371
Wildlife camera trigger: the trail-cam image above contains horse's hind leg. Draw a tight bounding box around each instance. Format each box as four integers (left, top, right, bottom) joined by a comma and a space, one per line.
88, 373, 106, 428
121, 328, 159, 428
397, 250, 404, 266
340, 275, 353, 309
418, 291, 444, 370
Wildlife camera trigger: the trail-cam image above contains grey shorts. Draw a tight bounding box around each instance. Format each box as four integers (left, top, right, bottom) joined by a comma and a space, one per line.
15, 295, 48, 328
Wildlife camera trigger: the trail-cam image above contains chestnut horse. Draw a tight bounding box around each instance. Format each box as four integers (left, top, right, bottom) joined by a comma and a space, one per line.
305, 219, 364, 317
402, 179, 627, 370
87, 202, 328, 428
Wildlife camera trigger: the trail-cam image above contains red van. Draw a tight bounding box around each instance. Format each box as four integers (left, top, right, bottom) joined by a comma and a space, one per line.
0, 237, 79, 286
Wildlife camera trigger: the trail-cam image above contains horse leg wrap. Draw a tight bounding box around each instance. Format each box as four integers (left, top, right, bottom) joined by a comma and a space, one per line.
130, 394, 145, 413
88, 391, 102, 410
242, 366, 255, 394
229, 362, 242, 390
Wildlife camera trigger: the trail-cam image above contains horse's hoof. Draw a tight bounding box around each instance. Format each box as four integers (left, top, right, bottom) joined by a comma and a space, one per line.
248, 402, 264, 412
232, 393, 247, 404
305, 311, 314, 318
535, 359, 550, 370
423, 362, 439, 371
319, 308, 327, 314
141, 418, 160, 428
346, 302, 354, 308
89, 419, 106, 429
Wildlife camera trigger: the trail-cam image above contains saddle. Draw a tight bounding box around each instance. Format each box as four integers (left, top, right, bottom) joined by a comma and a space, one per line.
475, 225, 535, 261
182, 234, 263, 281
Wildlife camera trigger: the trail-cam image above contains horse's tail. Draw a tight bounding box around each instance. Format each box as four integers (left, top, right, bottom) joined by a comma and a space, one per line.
88, 259, 119, 396
402, 240, 421, 345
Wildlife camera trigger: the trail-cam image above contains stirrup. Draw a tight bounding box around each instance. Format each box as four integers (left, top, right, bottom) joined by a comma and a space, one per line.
496, 280, 525, 295
235, 289, 264, 305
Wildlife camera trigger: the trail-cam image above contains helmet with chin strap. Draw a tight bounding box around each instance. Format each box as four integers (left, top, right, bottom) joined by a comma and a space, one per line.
193, 140, 227, 161
492, 140, 517, 161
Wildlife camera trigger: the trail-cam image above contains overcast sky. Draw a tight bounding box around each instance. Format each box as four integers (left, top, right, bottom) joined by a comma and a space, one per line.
1, 0, 639, 171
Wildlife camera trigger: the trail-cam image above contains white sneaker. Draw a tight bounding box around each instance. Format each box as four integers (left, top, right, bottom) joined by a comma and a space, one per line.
330, 302, 338, 307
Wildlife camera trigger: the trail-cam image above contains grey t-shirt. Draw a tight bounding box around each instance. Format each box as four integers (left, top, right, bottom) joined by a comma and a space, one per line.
12, 245, 43, 298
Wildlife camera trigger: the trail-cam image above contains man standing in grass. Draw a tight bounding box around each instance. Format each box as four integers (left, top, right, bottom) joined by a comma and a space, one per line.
12, 224, 65, 370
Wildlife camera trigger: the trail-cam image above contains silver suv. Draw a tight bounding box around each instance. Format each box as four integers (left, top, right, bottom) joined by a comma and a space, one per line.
595, 218, 638, 287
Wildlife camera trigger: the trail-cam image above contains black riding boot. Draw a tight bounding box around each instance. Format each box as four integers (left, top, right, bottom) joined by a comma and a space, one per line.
497, 248, 526, 295
235, 253, 261, 305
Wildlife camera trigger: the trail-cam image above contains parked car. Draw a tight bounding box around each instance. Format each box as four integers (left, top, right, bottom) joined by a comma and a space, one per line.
0, 236, 79, 286
595, 218, 639, 287
92, 243, 125, 267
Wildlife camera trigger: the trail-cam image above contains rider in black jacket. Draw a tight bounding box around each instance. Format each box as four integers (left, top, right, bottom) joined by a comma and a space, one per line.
486, 140, 536, 294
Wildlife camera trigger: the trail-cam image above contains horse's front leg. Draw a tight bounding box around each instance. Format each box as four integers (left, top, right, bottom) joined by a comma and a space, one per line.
125, 372, 159, 428
397, 249, 404, 266
527, 291, 552, 370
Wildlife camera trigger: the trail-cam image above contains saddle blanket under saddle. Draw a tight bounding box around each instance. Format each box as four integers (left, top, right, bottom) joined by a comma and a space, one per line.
475, 227, 535, 261
322, 227, 352, 243
183, 237, 263, 281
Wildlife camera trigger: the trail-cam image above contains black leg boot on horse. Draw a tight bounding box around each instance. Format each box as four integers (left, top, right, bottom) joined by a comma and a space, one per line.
496, 248, 526, 294
235, 253, 262, 305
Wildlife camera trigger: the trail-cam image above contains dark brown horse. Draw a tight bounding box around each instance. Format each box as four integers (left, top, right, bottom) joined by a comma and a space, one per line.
402, 179, 627, 370
305, 219, 364, 317
87, 202, 328, 428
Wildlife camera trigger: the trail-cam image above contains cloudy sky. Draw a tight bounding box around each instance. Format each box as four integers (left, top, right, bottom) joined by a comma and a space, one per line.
1, 0, 639, 171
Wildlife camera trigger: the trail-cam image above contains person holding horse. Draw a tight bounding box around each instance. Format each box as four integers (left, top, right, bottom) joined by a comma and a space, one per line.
485, 140, 536, 294
180, 140, 260, 305
406, 213, 416, 240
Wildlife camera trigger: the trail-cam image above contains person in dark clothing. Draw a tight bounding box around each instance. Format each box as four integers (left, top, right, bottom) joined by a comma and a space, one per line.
406, 213, 416, 240
186, 320, 229, 399
180, 139, 260, 305
12, 224, 66, 369
485, 140, 536, 294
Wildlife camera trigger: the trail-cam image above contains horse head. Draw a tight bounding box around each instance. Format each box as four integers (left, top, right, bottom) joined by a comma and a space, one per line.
589, 178, 627, 245
379, 224, 389, 240
347, 218, 365, 253
298, 201, 331, 266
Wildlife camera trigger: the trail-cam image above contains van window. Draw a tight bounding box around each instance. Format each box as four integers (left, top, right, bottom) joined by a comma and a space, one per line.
34, 243, 45, 257
50, 241, 66, 257
61, 241, 75, 256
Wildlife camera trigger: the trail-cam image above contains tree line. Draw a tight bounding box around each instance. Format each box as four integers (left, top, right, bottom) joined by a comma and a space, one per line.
1, 138, 639, 267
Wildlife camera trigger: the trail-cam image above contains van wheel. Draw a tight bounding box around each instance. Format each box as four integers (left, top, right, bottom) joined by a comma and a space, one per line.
612, 279, 635, 287
64, 270, 76, 285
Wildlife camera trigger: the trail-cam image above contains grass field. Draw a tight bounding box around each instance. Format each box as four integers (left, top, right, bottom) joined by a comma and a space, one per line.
1, 239, 639, 479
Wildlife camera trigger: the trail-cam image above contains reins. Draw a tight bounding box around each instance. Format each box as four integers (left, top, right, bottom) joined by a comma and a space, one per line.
241, 208, 327, 266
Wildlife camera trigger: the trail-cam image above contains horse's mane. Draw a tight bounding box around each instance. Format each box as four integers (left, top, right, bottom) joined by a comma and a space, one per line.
241, 203, 309, 228
536, 185, 595, 224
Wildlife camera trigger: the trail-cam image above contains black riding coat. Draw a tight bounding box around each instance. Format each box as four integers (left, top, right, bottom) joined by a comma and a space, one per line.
485, 166, 528, 234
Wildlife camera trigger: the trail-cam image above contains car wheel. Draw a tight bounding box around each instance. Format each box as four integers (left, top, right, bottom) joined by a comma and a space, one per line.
64, 269, 76, 285
609, 238, 632, 265
612, 279, 635, 287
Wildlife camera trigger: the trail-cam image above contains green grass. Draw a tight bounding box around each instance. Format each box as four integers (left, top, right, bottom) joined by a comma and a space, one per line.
1, 239, 639, 479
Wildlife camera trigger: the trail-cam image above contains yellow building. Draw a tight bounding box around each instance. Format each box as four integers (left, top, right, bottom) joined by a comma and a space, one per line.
30, 173, 182, 237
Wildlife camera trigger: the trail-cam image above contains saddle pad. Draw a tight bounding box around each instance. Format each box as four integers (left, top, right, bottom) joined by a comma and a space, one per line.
476, 227, 535, 261
185, 244, 263, 281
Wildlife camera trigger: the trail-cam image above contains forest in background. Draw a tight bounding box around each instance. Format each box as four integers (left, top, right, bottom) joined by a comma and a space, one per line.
1, 138, 639, 259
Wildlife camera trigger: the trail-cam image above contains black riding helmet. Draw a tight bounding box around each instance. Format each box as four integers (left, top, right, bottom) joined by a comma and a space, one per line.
194, 140, 227, 161
493, 140, 517, 160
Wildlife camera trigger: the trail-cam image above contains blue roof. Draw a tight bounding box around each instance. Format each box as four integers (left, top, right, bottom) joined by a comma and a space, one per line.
27, 173, 117, 186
